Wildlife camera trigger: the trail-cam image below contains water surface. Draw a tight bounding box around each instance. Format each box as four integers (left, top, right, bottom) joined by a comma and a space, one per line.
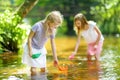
0, 36, 120, 80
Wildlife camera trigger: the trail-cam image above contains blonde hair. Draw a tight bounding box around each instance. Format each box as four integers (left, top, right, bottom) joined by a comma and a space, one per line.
44, 11, 63, 36
45, 11, 63, 25
74, 13, 88, 34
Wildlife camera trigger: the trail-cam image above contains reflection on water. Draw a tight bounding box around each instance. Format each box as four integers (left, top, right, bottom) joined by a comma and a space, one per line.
0, 37, 120, 80
87, 61, 102, 80
31, 72, 48, 80
66, 59, 103, 80
8, 76, 24, 80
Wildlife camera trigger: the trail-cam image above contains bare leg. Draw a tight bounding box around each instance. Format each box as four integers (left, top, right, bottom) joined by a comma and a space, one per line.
95, 54, 100, 61
95, 41, 103, 61
87, 54, 92, 61
40, 68, 46, 73
30, 67, 37, 76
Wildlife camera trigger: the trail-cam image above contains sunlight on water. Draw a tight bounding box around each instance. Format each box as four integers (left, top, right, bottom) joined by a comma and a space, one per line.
0, 36, 120, 80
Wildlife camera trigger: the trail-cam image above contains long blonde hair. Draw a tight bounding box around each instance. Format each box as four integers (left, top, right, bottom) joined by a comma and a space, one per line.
74, 13, 88, 34
44, 11, 63, 36
44, 11, 63, 26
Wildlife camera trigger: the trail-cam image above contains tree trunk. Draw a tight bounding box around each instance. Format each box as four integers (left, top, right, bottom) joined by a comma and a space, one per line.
17, 0, 39, 19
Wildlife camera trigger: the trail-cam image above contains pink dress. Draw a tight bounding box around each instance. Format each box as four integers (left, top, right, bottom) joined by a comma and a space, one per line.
81, 21, 104, 55
87, 41, 103, 55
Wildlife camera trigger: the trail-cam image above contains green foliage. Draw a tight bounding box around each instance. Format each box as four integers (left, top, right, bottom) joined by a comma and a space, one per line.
0, 10, 27, 52
34, 0, 120, 35
0, 0, 25, 13
90, 0, 120, 34
56, 21, 68, 37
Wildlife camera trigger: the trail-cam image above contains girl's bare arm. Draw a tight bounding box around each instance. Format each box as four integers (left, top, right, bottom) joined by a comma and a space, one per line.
94, 26, 101, 45
50, 38, 58, 66
73, 34, 81, 55
28, 30, 35, 57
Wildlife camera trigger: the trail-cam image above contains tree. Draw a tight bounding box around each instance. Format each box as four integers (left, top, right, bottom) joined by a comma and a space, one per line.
91, 0, 120, 35
0, 0, 39, 52
35, 0, 99, 35
17, 0, 39, 21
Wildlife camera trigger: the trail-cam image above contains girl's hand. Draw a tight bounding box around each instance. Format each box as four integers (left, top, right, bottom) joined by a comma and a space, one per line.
93, 42, 98, 50
94, 45, 97, 50
94, 45, 97, 48
54, 60, 58, 67
69, 52, 75, 60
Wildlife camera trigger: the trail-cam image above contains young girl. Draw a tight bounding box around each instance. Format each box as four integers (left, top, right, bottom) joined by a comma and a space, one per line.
69, 13, 104, 61
22, 11, 63, 75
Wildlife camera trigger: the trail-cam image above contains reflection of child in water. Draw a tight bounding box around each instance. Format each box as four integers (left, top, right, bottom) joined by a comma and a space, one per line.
31, 73, 48, 80
69, 13, 104, 61
87, 61, 102, 80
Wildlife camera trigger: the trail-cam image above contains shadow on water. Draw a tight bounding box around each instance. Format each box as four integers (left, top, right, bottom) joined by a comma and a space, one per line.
0, 36, 120, 80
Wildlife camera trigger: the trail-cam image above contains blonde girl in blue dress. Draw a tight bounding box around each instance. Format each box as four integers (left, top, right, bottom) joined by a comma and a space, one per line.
22, 11, 63, 75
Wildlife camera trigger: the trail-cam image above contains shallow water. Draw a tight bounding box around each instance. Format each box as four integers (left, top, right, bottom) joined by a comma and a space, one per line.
0, 36, 120, 80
